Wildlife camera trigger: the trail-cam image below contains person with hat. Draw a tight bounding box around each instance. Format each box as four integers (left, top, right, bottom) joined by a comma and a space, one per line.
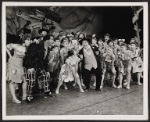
23, 33, 54, 102
39, 28, 49, 37
116, 42, 133, 89
67, 33, 74, 42
130, 39, 143, 86
78, 38, 101, 91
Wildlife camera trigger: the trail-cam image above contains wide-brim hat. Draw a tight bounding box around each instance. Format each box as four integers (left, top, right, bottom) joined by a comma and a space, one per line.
130, 41, 138, 45
31, 31, 42, 40
38, 28, 49, 34
118, 39, 125, 42
119, 42, 127, 47
22, 28, 31, 34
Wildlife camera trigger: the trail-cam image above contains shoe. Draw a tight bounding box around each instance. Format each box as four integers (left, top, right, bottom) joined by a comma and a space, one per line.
95, 89, 101, 92
44, 92, 54, 98
117, 85, 122, 89
137, 82, 142, 85
82, 83, 85, 87
22, 96, 27, 100
84, 88, 89, 92
73, 83, 76, 87
26, 96, 32, 102
48, 92, 55, 97
123, 82, 127, 86
12, 99, 21, 104
79, 89, 84, 93
100, 86, 103, 89
93, 83, 96, 87
44, 93, 48, 98
55, 90, 59, 94
64, 86, 68, 90
126, 86, 130, 89
112, 84, 117, 88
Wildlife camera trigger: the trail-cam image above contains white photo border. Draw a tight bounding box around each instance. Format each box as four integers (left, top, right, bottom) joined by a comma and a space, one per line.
2, 2, 149, 120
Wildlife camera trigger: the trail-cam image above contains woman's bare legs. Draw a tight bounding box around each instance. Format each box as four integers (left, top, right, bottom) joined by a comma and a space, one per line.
9, 81, 21, 103
22, 76, 27, 100
137, 72, 142, 85
55, 80, 63, 94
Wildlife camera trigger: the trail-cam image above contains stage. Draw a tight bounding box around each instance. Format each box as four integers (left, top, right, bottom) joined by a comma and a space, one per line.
6, 82, 143, 115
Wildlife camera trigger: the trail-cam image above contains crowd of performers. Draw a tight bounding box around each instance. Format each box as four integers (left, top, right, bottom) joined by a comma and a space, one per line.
6, 28, 143, 104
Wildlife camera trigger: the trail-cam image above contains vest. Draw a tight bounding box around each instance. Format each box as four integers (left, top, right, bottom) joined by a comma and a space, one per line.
82, 46, 97, 70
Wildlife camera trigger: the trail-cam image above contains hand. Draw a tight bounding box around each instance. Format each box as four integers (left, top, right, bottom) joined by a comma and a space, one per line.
79, 54, 83, 59
27, 68, 35, 74
12, 69, 17, 75
46, 72, 50, 78
33, 39, 39, 44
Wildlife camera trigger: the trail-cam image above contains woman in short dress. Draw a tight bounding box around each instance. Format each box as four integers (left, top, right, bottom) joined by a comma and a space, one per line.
6, 34, 31, 103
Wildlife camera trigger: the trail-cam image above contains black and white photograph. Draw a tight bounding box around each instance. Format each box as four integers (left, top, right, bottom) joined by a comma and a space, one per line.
2, 1, 148, 120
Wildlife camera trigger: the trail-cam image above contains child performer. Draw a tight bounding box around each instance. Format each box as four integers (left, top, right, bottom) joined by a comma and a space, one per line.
100, 43, 117, 89
70, 39, 83, 86
55, 50, 84, 94
130, 38, 143, 85
60, 37, 70, 90
47, 45, 60, 91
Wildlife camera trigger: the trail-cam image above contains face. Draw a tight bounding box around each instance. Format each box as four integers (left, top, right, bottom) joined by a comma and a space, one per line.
69, 36, 74, 41
104, 36, 110, 42
53, 47, 59, 53
131, 44, 136, 50
98, 39, 103, 46
108, 41, 114, 48
25, 38, 31, 46
127, 44, 131, 50
120, 46, 126, 52
63, 39, 69, 48
114, 39, 118, 45
47, 36, 54, 46
55, 39, 61, 47
82, 40, 89, 47
41, 31, 47, 36
92, 38, 97, 44
71, 40, 78, 47
107, 48, 112, 54
79, 34, 84, 40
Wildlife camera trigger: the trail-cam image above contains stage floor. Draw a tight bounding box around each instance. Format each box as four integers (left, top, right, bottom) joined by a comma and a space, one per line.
6, 82, 143, 115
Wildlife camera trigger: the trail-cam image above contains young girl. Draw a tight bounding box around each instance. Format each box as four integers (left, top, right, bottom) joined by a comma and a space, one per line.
55, 50, 84, 94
